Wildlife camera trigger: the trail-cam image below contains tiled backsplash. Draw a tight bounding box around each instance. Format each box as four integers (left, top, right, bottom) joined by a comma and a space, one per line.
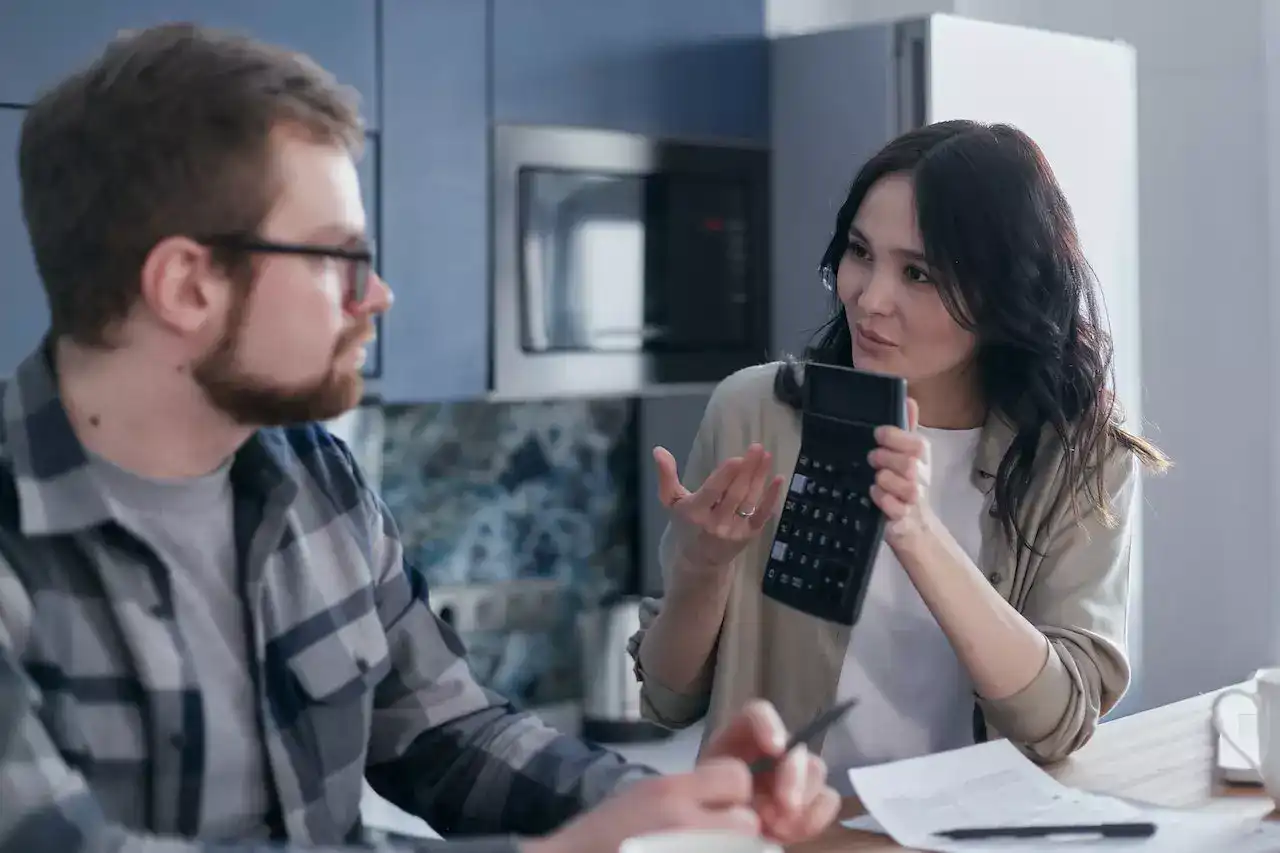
355, 398, 638, 705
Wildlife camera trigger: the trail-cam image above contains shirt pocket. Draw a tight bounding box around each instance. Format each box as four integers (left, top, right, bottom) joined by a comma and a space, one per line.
277, 605, 391, 794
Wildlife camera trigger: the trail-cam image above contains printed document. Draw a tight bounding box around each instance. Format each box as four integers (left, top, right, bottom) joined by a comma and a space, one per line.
845, 739, 1280, 852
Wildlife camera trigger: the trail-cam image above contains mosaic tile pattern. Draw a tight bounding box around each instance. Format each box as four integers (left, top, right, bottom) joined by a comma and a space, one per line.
379, 398, 637, 705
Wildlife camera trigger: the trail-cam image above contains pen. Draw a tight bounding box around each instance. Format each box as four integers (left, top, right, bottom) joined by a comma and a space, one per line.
934, 821, 1157, 841
747, 697, 859, 775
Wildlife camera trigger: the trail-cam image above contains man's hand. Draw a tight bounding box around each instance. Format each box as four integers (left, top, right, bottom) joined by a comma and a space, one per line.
522, 759, 759, 853
523, 701, 839, 853
703, 700, 841, 845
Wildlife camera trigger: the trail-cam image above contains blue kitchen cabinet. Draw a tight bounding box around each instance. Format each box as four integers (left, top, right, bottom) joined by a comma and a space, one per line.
0, 0, 379, 128
375, 0, 490, 402
0, 108, 44, 377
492, 0, 768, 142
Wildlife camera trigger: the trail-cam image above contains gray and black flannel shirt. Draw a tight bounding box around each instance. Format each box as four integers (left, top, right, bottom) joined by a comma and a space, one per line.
0, 345, 656, 852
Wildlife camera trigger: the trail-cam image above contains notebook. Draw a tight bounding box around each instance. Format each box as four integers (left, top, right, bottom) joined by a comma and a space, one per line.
1215, 686, 1262, 785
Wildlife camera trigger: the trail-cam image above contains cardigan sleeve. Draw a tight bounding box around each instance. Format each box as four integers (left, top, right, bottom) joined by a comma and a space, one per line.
977, 444, 1138, 763
625, 365, 769, 728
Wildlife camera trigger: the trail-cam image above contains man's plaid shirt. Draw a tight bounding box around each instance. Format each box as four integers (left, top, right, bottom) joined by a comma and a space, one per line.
0, 345, 654, 852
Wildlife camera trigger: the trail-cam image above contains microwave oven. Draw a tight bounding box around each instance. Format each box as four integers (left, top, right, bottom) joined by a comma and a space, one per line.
491, 124, 771, 400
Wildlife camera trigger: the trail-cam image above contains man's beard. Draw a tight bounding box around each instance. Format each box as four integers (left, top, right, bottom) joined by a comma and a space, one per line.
192, 299, 369, 427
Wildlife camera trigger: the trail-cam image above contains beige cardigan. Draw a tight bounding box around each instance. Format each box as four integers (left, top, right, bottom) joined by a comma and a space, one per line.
628, 362, 1137, 763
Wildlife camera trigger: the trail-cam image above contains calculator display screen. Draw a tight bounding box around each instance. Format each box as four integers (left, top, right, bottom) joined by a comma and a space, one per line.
806, 364, 903, 426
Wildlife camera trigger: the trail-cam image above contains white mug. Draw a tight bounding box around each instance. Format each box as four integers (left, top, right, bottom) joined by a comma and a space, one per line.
1212, 668, 1280, 799
619, 830, 781, 853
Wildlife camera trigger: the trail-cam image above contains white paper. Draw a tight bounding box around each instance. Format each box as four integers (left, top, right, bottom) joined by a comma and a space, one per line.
844, 739, 1280, 852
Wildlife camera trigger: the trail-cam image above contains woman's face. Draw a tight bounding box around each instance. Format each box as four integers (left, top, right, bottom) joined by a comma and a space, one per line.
836, 173, 977, 385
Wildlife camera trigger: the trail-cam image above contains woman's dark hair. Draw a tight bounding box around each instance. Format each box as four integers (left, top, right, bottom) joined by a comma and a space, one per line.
774, 119, 1169, 550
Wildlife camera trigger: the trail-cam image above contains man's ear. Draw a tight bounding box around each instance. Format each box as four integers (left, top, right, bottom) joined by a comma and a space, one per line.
139, 235, 226, 336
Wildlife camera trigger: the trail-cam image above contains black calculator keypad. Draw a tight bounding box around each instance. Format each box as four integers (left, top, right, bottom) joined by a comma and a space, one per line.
762, 421, 885, 624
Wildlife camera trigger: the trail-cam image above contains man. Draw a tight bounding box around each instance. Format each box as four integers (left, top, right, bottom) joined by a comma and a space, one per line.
0, 23, 839, 853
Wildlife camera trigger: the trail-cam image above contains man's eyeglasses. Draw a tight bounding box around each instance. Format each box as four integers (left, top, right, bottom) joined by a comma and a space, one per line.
197, 235, 376, 306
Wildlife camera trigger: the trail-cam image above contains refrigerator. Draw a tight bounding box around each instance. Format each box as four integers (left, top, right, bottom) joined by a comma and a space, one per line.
769, 13, 1145, 700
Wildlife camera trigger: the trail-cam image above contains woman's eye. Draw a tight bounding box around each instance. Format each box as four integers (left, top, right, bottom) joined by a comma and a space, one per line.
904, 265, 932, 284
846, 240, 871, 260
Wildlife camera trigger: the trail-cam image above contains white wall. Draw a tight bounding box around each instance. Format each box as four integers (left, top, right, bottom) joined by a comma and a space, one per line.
766, 0, 951, 35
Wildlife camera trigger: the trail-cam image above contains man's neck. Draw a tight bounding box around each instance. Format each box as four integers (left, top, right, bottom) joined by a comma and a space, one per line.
55, 338, 253, 479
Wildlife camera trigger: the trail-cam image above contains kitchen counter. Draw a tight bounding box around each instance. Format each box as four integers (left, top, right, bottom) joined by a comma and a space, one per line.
361, 702, 705, 839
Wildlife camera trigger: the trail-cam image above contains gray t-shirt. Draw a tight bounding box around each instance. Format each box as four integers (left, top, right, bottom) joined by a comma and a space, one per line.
90, 454, 273, 840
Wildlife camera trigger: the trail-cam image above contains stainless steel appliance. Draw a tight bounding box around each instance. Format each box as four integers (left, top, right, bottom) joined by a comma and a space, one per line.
577, 595, 671, 744
492, 124, 770, 400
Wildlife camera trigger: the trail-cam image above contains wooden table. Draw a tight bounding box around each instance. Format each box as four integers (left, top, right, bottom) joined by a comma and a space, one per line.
792, 688, 1276, 851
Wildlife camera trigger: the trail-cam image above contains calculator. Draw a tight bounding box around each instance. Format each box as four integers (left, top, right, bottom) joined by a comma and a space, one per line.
761, 362, 908, 625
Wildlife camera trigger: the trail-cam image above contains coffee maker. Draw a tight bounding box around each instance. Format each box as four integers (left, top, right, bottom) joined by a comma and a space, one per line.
577, 594, 672, 744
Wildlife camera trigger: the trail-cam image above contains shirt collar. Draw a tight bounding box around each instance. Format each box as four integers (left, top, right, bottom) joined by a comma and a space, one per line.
973, 409, 1017, 492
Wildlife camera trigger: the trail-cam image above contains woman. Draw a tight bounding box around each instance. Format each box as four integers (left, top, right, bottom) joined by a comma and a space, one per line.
627, 120, 1169, 782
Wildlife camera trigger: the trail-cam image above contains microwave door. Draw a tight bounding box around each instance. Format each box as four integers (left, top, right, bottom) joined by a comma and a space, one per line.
644, 175, 753, 351
520, 171, 648, 354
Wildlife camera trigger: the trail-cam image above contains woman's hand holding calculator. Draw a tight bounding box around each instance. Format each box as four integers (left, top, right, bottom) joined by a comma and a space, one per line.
866, 398, 938, 553
654, 442, 785, 570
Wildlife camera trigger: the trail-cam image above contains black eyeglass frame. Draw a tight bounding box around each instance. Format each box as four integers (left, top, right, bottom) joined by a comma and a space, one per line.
197, 235, 377, 305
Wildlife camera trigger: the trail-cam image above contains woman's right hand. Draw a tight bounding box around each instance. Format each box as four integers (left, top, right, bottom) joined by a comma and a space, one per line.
653, 442, 784, 572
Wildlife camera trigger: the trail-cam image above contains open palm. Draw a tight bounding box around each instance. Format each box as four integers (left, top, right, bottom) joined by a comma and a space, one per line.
654, 442, 785, 570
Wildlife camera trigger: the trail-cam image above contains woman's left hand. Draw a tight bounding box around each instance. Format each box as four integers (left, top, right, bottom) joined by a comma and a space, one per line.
868, 398, 936, 552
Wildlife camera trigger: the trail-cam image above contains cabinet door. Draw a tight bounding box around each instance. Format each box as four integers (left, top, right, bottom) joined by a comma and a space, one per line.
377, 0, 489, 402
492, 0, 767, 142
0, 0, 379, 128
0, 108, 46, 378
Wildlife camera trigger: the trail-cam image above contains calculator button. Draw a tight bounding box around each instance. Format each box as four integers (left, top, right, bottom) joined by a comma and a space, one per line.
770, 542, 788, 561
790, 473, 809, 494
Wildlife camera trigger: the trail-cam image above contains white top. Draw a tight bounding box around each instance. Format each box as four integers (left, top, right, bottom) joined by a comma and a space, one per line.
820, 426, 986, 793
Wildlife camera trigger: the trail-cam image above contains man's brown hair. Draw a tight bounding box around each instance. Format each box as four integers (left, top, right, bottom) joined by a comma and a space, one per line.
18, 22, 364, 347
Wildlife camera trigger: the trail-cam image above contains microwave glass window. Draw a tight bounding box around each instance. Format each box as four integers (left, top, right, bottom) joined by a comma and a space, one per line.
520, 170, 647, 353
518, 167, 756, 355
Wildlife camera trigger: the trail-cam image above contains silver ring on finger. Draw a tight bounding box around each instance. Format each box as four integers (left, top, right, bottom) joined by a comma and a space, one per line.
734, 505, 757, 519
